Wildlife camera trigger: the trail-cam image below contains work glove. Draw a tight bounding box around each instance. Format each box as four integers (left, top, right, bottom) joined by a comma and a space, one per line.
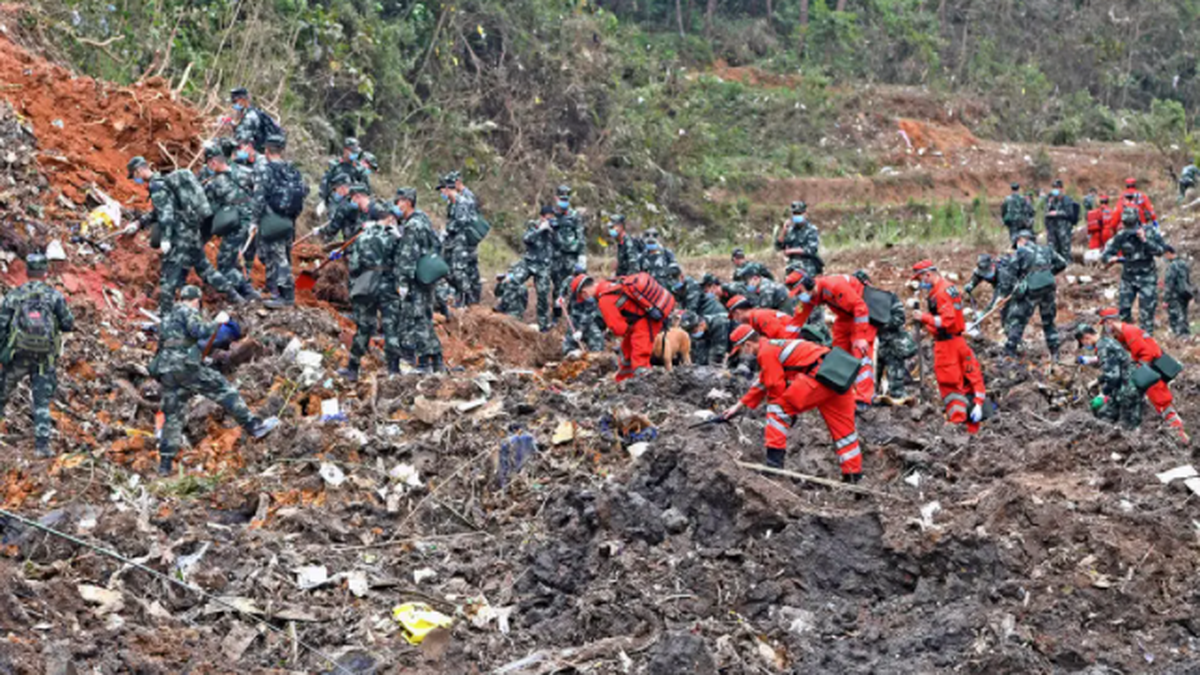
315, 201, 327, 218
397, 286, 409, 300
214, 311, 231, 325
1076, 355, 1098, 366
123, 223, 139, 236
721, 403, 743, 421
329, 250, 343, 261
1090, 395, 1108, 412
572, 331, 583, 342
160, 241, 171, 255
969, 403, 983, 423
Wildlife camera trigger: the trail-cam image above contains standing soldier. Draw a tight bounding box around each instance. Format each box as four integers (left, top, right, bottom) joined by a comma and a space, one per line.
1004, 230, 1068, 360
202, 145, 261, 301
911, 260, 987, 434
1102, 207, 1165, 333
1162, 245, 1193, 336
1097, 308, 1189, 444
550, 185, 585, 322
776, 201, 822, 275
1044, 180, 1077, 261
126, 156, 244, 312
1083, 186, 1100, 212
575, 272, 674, 381
786, 269, 876, 404
1122, 177, 1158, 227
506, 206, 556, 332
254, 135, 308, 309
608, 214, 644, 277
0, 254, 75, 458
319, 138, 368, 211
338, 203, 402, 380
638, 228, 678, 288
1180, 163, 1199, 203
1075, 323, 1140, 429
229, 88, 276, 153
1001, 182, 1034, 241
393, 188, 446, 373
445, 170, 475, 203
232, 138, 269, 270
321, 174, 364, 243
150, 285, 278, 475
439, 173, 483, 306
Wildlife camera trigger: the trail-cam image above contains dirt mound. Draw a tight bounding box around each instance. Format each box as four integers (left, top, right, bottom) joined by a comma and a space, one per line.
441, 305, 564, 369
707, 59, 805, 88
0, 32, 204, 206
897, 117, 980, 154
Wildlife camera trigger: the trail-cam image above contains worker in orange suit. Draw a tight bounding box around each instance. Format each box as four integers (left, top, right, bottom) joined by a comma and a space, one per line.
785, 269, 876, 405
1122, 177, 1158, 226
910, 260, 987, 434
573, 274, 670, 382
721, 326, 863, 482
1087, 194, 1116, 251
1098, 307, 1189, 444
726, 295, 801, 340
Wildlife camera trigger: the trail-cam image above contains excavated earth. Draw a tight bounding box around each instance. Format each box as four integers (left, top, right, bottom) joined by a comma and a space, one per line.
3, 27, 1200, 675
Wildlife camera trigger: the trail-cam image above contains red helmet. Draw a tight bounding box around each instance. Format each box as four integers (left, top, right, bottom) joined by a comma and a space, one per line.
911, 259, 937, 279
785, 269, 805, 289
569, 274, 593, 300
725, 295, 753, 313
729, 324, 758, 354
1099, 307, 1119, 320
1125, 177, 1138, 187
1099, 193, 1109, 204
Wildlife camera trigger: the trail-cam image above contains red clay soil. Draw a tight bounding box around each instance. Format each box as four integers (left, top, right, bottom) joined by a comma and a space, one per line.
0, 34, 205, 206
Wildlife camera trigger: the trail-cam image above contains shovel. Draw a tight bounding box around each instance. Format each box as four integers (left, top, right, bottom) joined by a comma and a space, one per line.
296, 233, 360, 292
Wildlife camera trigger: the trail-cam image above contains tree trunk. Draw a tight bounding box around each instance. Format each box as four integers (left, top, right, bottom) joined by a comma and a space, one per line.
836, 0, 847, 11
766, 0, 773, 19
686, 0, 694, 28
705, 0, 717, 35
798, 0, 810, 54
676, 0, 685, 36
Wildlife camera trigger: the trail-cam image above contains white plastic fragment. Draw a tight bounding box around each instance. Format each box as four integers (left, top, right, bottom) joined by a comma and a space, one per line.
319, 462, 346, 487
45, 239, 66, 261
413, 568, 437, 584
1156, 465, 1197, 484
904, 472, 921, 488
627, 442, 649, 459
294, 565, 329, 590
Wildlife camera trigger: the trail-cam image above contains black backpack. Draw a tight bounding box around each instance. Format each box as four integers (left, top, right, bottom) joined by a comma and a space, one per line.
266, 162, 308, 218
10, 292, 57, 355
253, 107, 285, 153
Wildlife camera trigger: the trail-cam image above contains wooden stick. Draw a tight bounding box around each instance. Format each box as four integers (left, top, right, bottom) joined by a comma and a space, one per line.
736, 461, 901, 499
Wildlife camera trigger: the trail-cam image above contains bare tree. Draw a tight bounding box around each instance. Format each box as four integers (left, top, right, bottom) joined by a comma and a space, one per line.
836, 0, 848, 11
676, 0, 685, 36
706, 0, 718, 35
766, 0, 774, 18
800, 0, 809, 26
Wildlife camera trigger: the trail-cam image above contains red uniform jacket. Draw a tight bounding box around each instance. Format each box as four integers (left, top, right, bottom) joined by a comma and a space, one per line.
596, 280, 640, 337
919, 278, 967, 338
1122, 189, 1157, 225
740, 339, 830, 409
1099, 205, 1120, 247
742, 308, 800, 340
791, 274, 870, 342
1086, 208, 1105, 249
1110, 321, 1163, 363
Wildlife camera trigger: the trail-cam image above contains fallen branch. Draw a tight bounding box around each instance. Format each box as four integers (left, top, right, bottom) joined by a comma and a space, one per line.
491, 630, 660, 675
172, 61, 194, 98
737, 461, 902, 500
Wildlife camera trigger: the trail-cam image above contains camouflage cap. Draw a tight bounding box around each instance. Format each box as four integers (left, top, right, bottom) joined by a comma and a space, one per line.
203, 144, 227, 161
556, 184, 572, 198
446, 170, 462, 183
436, 173, 457, 190
361, 152, 379, 170
1014, 229, 1034, 242
1164, 244, 1177, 254
230, 87, 249, 101
219, 137, 238, 155
1052, 179, 1064, 188
1010, 182, 1020, 191
539, 205, 556, 217
264, 134, 287, 149
348, 183, 370, 196
344, 137, 362, 150
678, 311, 702, 331
1121, 207, 1139, 225
329, 173, 353, 188
1074, 323, 1097, 341
126, 155, 149, 178
791, 200, 807, 214
700, 272, 720, 287
853, 269, 871, 284
667, 262, 682, 275
976, 253, 994, 270
731, 247, 745, 260
24, 253, 47, 272
608, 213, 626, 224
179, 285, 203, 301
368, 202, 392, 221
645, 227, 659, 238
395, 187, 418, 204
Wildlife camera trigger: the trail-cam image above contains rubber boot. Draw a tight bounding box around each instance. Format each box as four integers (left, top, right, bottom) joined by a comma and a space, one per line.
387, 357, 400, 375
402, 348, 418, 368
34, 437, 52, 459
765, 448, 786, 469
239, 283, 262, 302
841, 473, 863, 484
158, 453, 175, 477
429, 354, 445, 373
337, 361, 360, 382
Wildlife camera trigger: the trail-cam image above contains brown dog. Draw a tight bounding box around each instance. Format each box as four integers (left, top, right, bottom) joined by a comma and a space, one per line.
652, 328, 692, 371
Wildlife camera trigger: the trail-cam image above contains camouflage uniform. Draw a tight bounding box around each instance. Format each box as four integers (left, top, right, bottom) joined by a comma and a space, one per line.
1180, 165, 1198, 202
149, 172, 239, 313
253, 157, 304, 304
324, 197, 365, 243
751, 278, 795, 314
495, 266, 528, 318
347, 221, 401, 372
1095, 334, 1141, 429
1001, 192, 1034, 239
203, 162, 256, 297
1005, 239, 1067, 357
562, 296, 606, 354
506, 219, 555, 330
671, 274, 705, 315
233, 152, 269, 266
1044, 193, 1077, 262
233, 108, 266, 152
775, 219, 828, 341
0, 275, 74, 452
150, 299, 262, 462
639, 242, 678, 289
319, 159, 368, 210
1164, 256, 1193, 336
443, 192, 482, 306
1083, 192, 1098, 212
683, 294, 731, 366
615, 233, 645, 277
1102, 211, 1165, 333
874, 291, 916, 397
551, 209, 586, 312
395, 209, 443, 360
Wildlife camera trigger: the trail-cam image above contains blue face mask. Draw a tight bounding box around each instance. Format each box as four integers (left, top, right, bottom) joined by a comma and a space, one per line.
440, 193, 449, 202
792, 215, 804, 224
691, 330, 705, 339
363, 168, 373, 176
232, 103, 244, 111
797, 292, 812, 304
235, 150, 250, 161
608, 228, 619, 238
333, 192, 344, 203
133, 177, 145, 185
391, 205, 404, 218
646, 242, 660, 251
747, 282, 759, 292
1051, 189, 1061, 197
919, 282, 933, 291
557, 200, 570, 210
348, 152, 360, 161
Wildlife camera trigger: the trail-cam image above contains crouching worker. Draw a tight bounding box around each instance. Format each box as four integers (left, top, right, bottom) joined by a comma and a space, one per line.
911, 260, 987, 433
151, 285, 279, 475
719, 325, 864, 483
572, 272, 675, 381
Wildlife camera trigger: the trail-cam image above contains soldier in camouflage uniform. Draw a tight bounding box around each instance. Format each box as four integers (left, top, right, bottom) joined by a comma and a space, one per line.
0, 254, 74, 458
319, 138, 369, 211
964, 252, 1016, 329
1076, 323, 1141, 429
504, 206, 556, 331
1179, 163, 1198, 203
638, 229, 678, 288
678, 294, 731, 367
320, 174, 363, 243
852, 270, 915, 400
561, 272, 607, 354
253, 135, 305, 308
551, 186, 586, 320
668, 263, 704, 315
151, 285, 278, 475
127, 156, 243, 313
1083, 186, 1099, 212
608, 214, 644, 277
1001, 182, 1034, 241
393, 188, 445, 372
1004, 230, 1068, 358
1044, 181, 1077, 262
230, 88, 268, 153
494, 268, 528, 318
202, 145, 261, 301
338, 203, 402, 380
231, 139, 269, 268
773, 201, 827, 341
1102, 207, 1165, 333
745, 269, 794, 313
440, 173, 483, 306
1162, 245, 1193, 336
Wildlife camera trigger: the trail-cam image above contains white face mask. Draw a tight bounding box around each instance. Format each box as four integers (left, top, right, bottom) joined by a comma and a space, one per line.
797, 292, 812, 304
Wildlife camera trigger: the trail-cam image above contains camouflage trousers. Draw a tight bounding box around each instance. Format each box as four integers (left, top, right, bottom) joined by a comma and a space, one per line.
691, 315, 731, 366
1119, 270, 1158, 334
1047, 222, 1073, 262
217, 226, 253, 294
350, 294, 401, 367
1097, 381, 1143, 430
158, 366, 257, 459
401, 285, 442, 358
260, 235, 294, 302
159, 244, 236, 313
562, 300, 606, 354
551, 258, 581, 319
449, 248, 482, 306
506, 264, 553, 331
1005, 289, 1060, 356
0, 355, 57, 443
1167, 296, 1191, 336
495, 276, 528, 318
877, 330, 918, 397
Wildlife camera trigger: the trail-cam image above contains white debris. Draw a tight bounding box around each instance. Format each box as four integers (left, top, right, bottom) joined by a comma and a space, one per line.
78, 584, 124, 615
918, 501, 942, 530
627, 442, 650, 459
413, 568, 438, 584
1184, 478, 1200, 497
389, 463, 423, 488
338, 427, 368, 445
294, 565, 330, 590
297, 351, 324, 369
318, 462, 346, 487
45, 239, 66, 261
904, 472, 921, 488
1156, 465, 1197, 484
345, 571, 370, 598
706, 388, 732, 401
